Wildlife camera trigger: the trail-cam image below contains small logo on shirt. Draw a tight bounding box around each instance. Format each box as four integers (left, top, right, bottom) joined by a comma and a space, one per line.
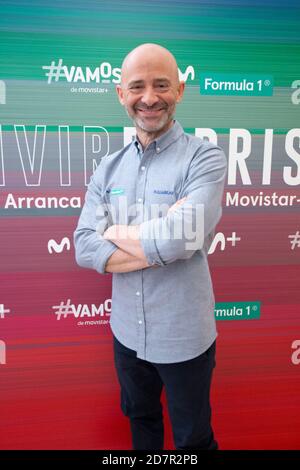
153, 190, 174, 195
106, 188, 125, 195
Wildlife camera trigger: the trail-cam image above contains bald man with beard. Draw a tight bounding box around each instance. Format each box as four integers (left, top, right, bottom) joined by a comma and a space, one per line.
74, 43, 227, 450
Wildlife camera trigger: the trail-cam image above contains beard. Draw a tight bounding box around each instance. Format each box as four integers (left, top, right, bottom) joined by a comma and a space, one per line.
134, 113, 171, 133
125, 102, 175, 134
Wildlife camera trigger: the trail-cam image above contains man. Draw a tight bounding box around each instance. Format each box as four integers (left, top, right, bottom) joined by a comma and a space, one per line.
74, 43, 227, 450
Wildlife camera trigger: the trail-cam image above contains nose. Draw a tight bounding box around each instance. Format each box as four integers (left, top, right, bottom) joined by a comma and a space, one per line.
140, 86, 159, 107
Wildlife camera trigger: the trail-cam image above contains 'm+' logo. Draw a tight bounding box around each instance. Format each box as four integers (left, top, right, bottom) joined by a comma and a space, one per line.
0, 340, 6, 364
178, 66, 195, 82
0, 81, 6, 104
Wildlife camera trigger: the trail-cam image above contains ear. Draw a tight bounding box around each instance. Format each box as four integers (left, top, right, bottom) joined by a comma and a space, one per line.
176, 81, 185, 103
116, 85, 125, 106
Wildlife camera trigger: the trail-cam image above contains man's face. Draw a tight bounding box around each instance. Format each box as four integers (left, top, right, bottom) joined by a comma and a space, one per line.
116, 58, 185, 134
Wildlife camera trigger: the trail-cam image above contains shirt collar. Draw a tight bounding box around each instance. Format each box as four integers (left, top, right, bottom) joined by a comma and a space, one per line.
133, 120, 184, 155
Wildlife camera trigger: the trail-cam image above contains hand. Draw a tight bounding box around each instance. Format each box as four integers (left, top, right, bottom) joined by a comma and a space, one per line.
103, 225, 139, 241
103, 225, 124, 241
167, 197, 187, 214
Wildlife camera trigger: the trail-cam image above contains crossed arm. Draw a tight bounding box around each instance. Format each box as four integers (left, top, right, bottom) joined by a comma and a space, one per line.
74, 143, 227, 275
103, 198, 186, 273
104, 248, 149, 273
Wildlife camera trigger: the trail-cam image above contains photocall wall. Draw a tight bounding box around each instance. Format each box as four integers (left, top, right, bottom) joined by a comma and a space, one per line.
0, 0, 300, 450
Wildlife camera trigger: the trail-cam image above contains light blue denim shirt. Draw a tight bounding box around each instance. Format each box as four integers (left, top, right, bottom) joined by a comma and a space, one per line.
74, 121, 227, 363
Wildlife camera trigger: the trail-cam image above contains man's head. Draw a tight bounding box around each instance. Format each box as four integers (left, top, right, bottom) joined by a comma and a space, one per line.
116, 43, 185, 137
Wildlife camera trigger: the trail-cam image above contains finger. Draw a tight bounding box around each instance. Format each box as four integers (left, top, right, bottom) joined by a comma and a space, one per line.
175, 197, 187, 205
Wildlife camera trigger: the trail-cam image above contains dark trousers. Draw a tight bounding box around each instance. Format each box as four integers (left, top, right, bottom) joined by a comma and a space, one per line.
113, 335, 218, 450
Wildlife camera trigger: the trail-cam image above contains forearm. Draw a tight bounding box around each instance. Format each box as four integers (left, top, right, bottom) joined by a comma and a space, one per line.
105, 248, 150, 273
103, 225, 147, 261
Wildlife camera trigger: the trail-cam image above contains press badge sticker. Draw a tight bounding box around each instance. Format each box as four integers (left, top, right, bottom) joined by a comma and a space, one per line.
108, 188, 125, 195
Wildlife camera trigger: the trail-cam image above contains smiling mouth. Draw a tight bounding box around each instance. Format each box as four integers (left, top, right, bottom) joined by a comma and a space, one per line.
136, 108, 165, 115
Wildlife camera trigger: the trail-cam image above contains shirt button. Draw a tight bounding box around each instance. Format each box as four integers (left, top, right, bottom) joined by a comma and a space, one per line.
156, 147, 160, 153
141, 166, 146, 171
138, 320, 143, 324
137, 198, 143, 203
136, 291, 140, 296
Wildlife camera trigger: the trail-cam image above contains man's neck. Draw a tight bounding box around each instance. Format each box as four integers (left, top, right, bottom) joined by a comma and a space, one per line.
136, 120, 175, 150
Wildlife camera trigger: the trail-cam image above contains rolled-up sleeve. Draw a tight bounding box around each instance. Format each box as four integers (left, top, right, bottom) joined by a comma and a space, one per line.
74, 173, 118, 274
139, 142, 227, 266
